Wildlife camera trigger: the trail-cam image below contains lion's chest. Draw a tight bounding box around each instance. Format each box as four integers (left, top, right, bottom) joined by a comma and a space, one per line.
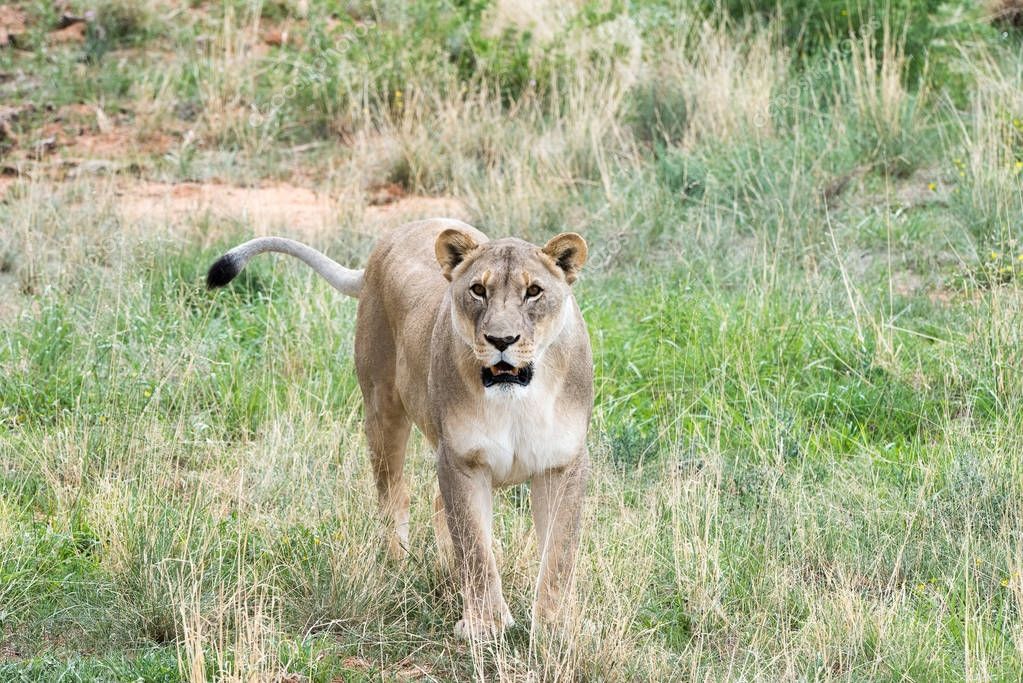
444, 383, 586, 486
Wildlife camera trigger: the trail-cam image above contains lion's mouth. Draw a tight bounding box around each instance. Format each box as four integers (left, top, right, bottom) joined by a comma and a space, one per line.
481, 361, 533, 388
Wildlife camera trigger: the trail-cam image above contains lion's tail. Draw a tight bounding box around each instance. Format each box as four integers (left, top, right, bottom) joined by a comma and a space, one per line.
206, 236, 364, 298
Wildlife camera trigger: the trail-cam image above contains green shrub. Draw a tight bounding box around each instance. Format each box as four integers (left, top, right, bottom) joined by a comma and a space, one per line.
85, 0, 162, 60
708, 0, 961, 82
629, 82, 689, 145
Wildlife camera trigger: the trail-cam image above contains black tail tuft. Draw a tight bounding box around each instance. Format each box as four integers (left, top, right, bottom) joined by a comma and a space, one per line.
206, 254, 239, 289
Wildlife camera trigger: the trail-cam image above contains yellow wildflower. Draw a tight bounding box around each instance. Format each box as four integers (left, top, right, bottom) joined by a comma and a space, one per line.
927, 182, 937, 192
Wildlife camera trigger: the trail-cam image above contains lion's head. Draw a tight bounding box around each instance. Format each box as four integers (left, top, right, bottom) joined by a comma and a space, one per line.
435, 229, 587, 390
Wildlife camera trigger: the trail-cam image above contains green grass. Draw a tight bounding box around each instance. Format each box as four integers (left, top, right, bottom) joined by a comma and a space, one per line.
2, 0, 1023, 680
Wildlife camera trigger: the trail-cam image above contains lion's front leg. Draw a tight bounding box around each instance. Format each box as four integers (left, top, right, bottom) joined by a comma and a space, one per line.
530, 451, 589, 630
437, 445, 514, 640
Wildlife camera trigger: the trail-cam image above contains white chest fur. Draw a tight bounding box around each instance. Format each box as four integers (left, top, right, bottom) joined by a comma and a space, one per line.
444, 377, 586, 486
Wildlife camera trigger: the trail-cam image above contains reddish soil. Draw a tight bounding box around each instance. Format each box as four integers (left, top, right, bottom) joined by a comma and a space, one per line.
0, 4, 26, 46
117, 180, 468, 238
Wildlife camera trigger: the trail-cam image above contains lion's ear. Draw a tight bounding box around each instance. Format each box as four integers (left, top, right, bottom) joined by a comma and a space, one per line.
542, 233, 588, 284
435, 229, 480, 281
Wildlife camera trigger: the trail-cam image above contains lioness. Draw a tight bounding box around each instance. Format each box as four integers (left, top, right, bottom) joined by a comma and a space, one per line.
206, 219, 592, 638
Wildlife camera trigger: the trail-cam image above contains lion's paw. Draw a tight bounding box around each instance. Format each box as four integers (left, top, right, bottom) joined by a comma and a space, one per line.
454, 611, 514, 641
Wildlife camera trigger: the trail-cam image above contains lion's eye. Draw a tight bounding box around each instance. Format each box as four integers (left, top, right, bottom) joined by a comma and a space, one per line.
525, 284, 543, 299
470, 283, 487, 298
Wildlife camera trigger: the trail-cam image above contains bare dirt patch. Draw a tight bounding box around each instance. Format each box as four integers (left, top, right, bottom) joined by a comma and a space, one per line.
118, 181, 335, 236
117, 180, 468, 239
5, 104, 173, 168
0, 5, 26, 47
69, 128, 172, 160
56, 105, 174, 160
47, 19, 86, 44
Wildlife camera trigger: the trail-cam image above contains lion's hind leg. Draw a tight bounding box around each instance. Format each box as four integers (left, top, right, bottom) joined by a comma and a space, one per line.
363, 393, 412, 560
355, 289, 414, 561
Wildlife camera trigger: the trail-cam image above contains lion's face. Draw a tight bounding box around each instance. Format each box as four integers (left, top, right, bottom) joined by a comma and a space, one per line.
435, 231, 587, 390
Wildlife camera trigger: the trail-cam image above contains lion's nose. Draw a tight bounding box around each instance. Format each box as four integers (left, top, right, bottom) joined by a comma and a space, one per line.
485, 334, 520, 351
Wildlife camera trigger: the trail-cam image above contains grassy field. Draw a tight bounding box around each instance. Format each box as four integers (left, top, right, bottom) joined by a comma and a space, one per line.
2, 0, 1023, 680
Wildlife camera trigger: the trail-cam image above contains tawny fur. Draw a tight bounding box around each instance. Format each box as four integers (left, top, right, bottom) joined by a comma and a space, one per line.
208, 219, 593, 639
